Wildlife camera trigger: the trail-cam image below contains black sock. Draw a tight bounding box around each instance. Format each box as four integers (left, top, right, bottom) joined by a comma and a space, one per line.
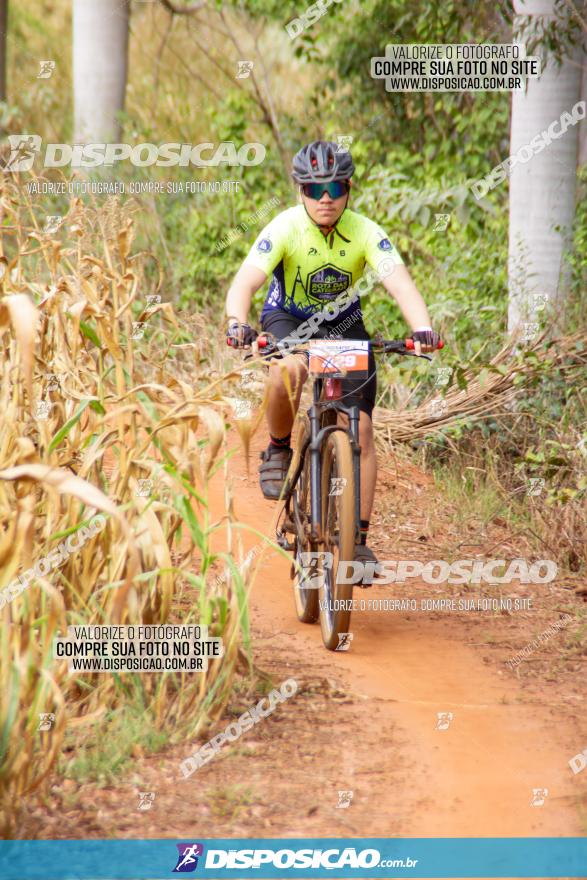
269, 433, 291, 449
359, 519, 369, 545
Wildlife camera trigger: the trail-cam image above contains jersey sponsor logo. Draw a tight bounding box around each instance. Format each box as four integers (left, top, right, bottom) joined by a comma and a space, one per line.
266, 270, 285, 308
307, 263, 352, 303
257, 238, 272, 252
378, 238, 392, 250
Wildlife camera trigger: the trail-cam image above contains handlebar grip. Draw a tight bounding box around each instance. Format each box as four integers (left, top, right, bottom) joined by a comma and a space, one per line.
406, 338, 444, 350
228, 334, 271, 351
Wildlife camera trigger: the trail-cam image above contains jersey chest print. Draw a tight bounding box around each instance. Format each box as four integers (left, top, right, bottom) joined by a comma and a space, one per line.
248, 206, 404, 320
293, 263, 353, 305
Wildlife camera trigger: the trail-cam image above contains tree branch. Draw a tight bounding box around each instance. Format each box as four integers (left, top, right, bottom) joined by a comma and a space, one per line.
152, 7, 175, 115
219, 8, 291, 176
157, 0, 207, 15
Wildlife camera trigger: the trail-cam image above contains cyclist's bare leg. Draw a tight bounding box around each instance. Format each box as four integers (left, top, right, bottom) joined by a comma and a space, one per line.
338, 411, 376, 521
265, 354, 308, 439
358, 413, 377, 521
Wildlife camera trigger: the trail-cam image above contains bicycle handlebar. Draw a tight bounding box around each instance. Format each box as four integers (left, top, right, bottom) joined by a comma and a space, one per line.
227, 335, 444, 354
254, 336, 443, 353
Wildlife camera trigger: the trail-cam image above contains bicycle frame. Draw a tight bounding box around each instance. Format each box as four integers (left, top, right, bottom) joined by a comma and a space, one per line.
254, 332, 438, 552
281, 375, 361, 546
245, 330, 443, 649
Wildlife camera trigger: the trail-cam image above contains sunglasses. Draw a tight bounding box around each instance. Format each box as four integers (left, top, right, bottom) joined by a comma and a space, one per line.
301, 181, 350, 200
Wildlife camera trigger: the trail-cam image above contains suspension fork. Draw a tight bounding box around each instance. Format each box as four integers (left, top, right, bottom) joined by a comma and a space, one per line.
309, 401, 322, 543
348, 404, 361, 545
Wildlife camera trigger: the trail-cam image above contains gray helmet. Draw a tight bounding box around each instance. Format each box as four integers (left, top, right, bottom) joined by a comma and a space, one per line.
291, 140, 355, 183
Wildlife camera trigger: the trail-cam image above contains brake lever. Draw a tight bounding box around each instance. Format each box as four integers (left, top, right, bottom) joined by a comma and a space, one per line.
403, 351, 432, 361
244, 341, 275, 360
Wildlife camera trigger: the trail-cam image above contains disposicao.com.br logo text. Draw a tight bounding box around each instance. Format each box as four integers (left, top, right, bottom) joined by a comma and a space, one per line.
199, 846, 418, 870
3, 135, 266, 171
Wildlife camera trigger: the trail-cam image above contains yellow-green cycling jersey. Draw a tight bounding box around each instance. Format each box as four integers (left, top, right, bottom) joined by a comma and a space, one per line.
244, 205, 404, 323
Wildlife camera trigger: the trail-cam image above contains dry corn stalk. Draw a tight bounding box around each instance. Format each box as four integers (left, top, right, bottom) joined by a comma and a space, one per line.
0, 177, 258, 835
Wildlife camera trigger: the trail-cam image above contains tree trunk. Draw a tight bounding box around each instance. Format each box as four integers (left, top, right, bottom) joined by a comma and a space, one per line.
73, 0, 130, 143
508, 0, 583, 333
0, 0, 7, 103
579, 51, 587, 168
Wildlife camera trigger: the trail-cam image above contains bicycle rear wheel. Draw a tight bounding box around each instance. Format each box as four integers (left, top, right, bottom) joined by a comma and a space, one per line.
318, 429, 356, 650
290, 416, 319, 623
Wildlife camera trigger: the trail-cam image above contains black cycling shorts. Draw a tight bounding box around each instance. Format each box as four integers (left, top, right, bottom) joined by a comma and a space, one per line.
261, 309, 377, 419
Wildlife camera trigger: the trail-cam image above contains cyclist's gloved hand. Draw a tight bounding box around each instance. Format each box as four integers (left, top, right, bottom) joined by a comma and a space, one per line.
226, 320, 258, 348
412, 326, 440, 354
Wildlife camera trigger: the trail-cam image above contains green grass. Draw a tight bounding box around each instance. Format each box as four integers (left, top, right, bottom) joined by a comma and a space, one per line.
60, 705, 169, 785
207, 784, 257, 820
432, 463, 514, 533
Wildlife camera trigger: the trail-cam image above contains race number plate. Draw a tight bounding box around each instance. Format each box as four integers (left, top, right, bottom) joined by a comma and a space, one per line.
308, 339, 369, 378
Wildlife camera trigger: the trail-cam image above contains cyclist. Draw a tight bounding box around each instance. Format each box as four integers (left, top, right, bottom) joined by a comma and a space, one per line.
225, 140, 439, 564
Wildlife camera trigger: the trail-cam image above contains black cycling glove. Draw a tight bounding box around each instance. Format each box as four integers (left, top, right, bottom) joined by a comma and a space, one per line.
412, 327, 440, 349
226, 321, 258, 348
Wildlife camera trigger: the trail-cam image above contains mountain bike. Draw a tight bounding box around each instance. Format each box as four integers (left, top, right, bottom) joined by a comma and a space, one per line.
253, 334, 443, 651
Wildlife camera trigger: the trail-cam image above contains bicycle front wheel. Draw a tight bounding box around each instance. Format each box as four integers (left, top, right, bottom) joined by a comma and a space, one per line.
319, 429, 356, 651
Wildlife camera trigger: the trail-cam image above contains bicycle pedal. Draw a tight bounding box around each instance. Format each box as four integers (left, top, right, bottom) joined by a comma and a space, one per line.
277, 533, 295, 551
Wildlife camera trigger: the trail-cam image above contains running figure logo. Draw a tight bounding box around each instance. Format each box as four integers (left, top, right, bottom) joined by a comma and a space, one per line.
136, 479, 154, 497
44, 373, 61, 393
37, 60, 56, 79
236, 61, 254, 79
335, 135, 353, 154
435, 711, 454, 730
432, 213, 451, 232
336, 632, 353, 651
522, 322, 540, 343
146, 293, 162, 312
38, 713, 55, 731
329, 476, 347, 496
337, 790, 354, 808
138, 791, 155, 811
4, 135, 42, 172
34, 401, 52, 420
44, 216, 63, 234
173, 843, 204, 873
298, 551, 332, 590
530, 788, 548, 807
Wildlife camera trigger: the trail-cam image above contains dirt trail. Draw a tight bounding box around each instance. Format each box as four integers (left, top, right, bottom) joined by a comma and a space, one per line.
30, 430, 585, 844
218, 434, 582, 838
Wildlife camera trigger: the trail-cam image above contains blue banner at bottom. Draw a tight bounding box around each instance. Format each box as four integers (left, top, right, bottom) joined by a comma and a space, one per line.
0, 838, 585, 879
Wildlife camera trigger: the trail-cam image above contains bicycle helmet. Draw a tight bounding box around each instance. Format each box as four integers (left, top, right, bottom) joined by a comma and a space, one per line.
291, 140, 355, 183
